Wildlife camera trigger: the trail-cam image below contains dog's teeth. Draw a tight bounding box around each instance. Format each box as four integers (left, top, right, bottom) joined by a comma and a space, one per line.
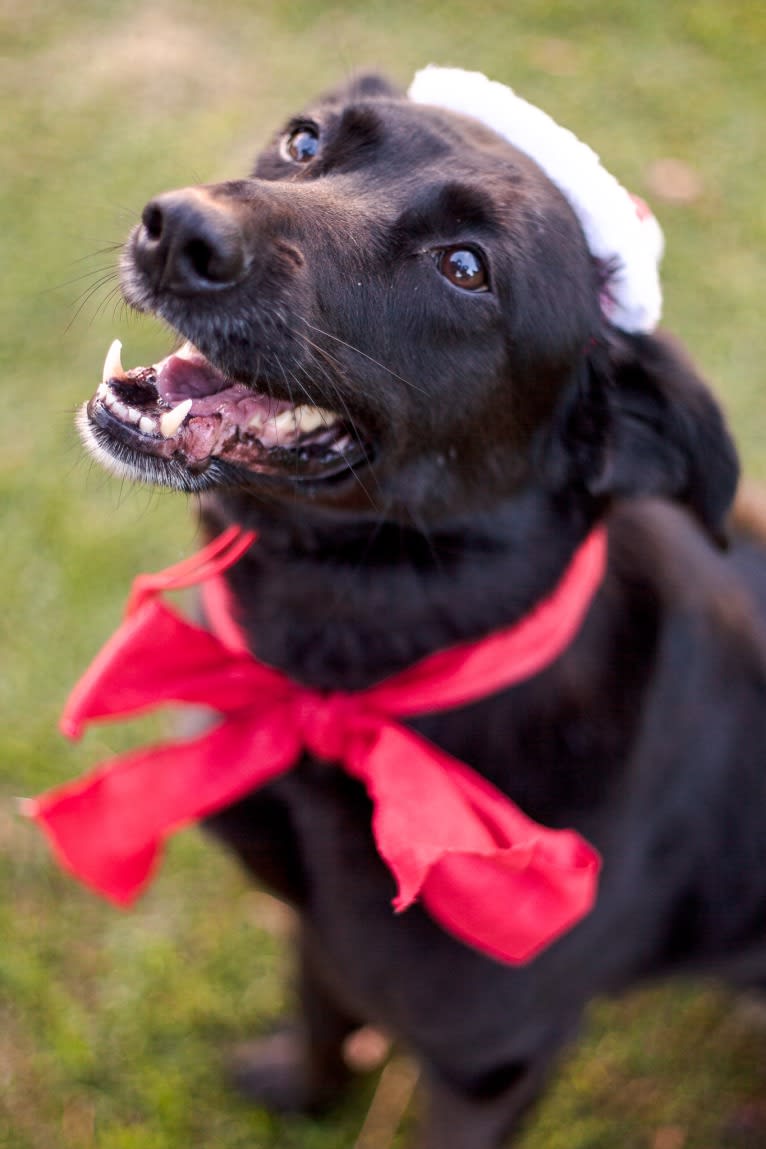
92, 389, 160, 437
293, 405, 336, 433
108, 397, 141, 425
174, 341, 198, 361
102, 338, 128, 383
252, 406, 337, 436
273, 409, 299, 435
159, 398, 193, 438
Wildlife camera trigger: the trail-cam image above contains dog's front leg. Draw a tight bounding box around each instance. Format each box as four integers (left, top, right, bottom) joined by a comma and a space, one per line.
415, 1024, 576, 1149
229, 923, 364, 1114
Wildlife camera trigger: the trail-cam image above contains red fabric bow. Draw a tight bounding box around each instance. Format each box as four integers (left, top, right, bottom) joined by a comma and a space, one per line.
27, 526, 606, 964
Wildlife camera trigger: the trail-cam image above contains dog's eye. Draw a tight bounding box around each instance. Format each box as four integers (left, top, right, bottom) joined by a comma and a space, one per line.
437, 247, 489, 292
281, 126, 320, 164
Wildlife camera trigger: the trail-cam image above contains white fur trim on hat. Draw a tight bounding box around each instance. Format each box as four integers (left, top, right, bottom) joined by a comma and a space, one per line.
408, 66, 664, 334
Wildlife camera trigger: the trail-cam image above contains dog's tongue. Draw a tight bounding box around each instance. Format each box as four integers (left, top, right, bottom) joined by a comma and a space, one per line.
157, 348, 231, 402
149, 342, 252, 419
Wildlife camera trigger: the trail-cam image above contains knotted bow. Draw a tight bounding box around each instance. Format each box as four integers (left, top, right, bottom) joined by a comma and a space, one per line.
27, 526, 606, 964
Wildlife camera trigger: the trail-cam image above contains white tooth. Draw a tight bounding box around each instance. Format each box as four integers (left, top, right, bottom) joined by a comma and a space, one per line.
273, 409, 299, 434
247, 411, 265, 430
159, 398, 192, 438
174, 341, 198, 361
139, 415, 157, 435
110, 398, 140, 424
102, 338, 127, 383
293, 405, 335, 433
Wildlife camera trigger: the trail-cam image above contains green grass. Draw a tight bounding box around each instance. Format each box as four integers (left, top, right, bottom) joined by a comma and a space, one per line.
2, 1, 766, 1145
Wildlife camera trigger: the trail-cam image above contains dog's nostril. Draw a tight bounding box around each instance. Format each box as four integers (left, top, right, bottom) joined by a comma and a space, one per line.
142, 202, 164, 242
185, 237, 226, 282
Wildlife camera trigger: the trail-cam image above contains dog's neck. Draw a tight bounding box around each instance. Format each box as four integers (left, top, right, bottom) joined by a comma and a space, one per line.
201, 488, 602, 691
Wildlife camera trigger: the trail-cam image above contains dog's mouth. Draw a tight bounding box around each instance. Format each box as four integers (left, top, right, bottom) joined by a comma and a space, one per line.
81, 339, 370, 491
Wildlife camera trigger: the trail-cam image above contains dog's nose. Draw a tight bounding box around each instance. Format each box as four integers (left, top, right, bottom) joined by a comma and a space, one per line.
134, 189, 247, 292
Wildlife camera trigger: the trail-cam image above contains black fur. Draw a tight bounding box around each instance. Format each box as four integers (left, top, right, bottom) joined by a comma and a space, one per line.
108, 75, 766, 1147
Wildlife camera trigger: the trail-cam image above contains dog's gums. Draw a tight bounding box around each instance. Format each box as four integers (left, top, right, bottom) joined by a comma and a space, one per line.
80, 338, 370, 490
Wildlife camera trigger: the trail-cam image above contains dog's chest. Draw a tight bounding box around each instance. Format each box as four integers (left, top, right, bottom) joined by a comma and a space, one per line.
253, 759, 576, 1041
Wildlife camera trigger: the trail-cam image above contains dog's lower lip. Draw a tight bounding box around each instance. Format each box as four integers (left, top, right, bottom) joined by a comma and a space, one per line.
83, 336, 372, 484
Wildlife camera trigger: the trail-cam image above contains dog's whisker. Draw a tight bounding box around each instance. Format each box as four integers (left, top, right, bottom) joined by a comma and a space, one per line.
293, 332, 383, 491
44, 265, 120, 294
291, 344, 350, 425
112, 295, 130, 325
93, 284, 125, 324
286, 364, 328, 419
295, 361, 383, 506
287, 339, 376, 504
65, 275, 123, 333
272, 356, 304, 485
70, 241, 124, 262
300, 394, 377, 506
298, 316, 429, 397
336, 452, 376, 508
294, 360, 347, 439
68, 270, 120, 305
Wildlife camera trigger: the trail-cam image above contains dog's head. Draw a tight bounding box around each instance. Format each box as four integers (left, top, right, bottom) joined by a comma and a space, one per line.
82, 72, 738, 537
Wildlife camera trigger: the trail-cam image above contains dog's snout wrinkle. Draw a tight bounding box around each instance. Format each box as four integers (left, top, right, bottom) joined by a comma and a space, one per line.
136, 188, 249, 294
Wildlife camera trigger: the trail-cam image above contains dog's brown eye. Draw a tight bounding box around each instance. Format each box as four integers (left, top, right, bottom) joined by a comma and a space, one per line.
438, 248, 489, 291
282, 126, 320, 164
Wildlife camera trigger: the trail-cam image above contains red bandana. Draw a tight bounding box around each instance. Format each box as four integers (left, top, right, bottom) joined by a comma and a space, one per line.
26, 526, 606, 964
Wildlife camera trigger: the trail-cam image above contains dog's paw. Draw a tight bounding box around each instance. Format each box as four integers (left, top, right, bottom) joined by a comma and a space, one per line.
226, 1027, 349, 1115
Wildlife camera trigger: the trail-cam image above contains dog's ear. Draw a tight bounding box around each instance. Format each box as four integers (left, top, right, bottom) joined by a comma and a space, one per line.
318, 72, 404, 105
539, 330, 739, 544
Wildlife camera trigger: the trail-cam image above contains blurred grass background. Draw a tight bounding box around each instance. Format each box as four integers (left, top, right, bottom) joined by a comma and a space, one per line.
2, 1, 766, 1146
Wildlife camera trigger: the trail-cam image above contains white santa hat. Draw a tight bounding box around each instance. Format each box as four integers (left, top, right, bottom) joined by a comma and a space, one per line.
408, 66, 664, 334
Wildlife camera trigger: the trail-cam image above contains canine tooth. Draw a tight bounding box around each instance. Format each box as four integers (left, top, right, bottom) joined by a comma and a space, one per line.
159, 398, 192, 438
102, 338, 127, 383
293, 405, 335, 433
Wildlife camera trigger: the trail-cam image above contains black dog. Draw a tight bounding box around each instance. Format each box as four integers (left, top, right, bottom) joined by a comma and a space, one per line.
77, 73, 766, 1147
